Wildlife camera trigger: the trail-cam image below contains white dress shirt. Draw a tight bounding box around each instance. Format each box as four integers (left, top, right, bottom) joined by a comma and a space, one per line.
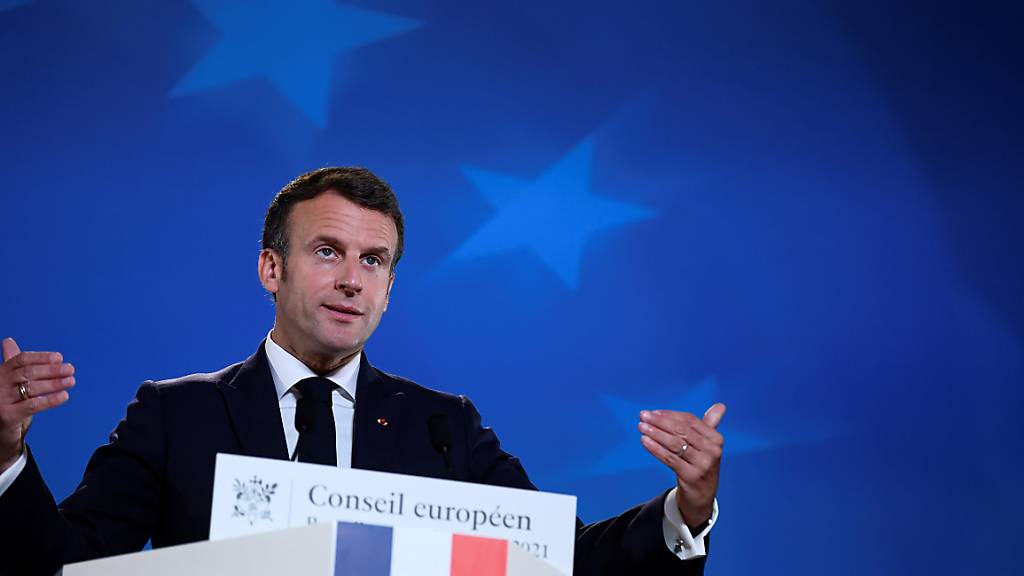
265, 331, 359, 466
0, 331, 717, 561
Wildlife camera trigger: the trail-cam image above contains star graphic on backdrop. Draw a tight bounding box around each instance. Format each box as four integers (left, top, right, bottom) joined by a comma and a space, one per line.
587, 376, 782, 476
172, 0, 419, 126
450, 138, 655, 289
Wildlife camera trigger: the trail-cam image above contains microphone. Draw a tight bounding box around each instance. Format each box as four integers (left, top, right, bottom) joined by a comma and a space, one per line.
428, 414, 454, 479
291, 396, 315, 462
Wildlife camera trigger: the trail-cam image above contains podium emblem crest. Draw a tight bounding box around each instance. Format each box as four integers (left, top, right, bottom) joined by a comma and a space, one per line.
231, 476, 278, 526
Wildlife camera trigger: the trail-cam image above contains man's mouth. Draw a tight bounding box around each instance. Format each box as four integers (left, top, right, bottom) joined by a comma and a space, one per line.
322, 304, 363, 319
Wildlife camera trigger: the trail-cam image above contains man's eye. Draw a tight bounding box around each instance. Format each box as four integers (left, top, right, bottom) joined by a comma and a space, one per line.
316, 247, 336, 258
363, 255, 382, 267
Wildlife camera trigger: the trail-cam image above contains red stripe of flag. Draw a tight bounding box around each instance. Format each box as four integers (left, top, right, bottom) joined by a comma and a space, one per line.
450, 534, 508, 576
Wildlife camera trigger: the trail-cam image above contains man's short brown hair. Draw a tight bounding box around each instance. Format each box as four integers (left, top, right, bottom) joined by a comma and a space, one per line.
262, 167, 405, 271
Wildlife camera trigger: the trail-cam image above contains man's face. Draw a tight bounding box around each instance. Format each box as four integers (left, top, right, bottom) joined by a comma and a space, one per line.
259, 192, 397, 369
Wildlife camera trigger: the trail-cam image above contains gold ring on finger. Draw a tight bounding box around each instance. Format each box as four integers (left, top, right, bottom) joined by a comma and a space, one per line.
18, 382, 29, 401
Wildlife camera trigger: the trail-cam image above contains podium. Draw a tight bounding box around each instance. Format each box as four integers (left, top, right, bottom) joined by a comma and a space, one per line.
61, 521, 565, 576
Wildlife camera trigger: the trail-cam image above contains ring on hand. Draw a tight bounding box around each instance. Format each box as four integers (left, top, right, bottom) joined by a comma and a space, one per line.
677, 443, 689, 457
17, 382, 29, 401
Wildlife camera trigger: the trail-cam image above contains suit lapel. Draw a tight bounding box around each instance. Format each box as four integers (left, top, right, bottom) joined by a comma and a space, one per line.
351, 353, 404, 472
216, 342, 290, 461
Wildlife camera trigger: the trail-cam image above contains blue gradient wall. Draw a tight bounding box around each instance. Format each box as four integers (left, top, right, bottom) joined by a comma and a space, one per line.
1, 1, 1021, 573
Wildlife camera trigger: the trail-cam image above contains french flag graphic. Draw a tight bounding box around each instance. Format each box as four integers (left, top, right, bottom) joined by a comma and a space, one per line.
332, 522, 537, 576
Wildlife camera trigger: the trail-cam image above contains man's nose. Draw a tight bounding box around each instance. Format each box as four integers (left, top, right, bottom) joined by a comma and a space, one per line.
336, 260, 363, 294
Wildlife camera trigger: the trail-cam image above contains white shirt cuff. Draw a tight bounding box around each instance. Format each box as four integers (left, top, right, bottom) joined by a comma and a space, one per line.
662, 489, 718, 560
0, 449, 27, 498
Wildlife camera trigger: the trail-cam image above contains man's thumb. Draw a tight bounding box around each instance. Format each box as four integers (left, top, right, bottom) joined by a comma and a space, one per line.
2, 338, 20, 363
703, 403, 727, 429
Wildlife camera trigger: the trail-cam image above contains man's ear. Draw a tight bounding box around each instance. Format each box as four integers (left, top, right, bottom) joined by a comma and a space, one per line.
383, 271, 395, 312
258, 249, 284, 295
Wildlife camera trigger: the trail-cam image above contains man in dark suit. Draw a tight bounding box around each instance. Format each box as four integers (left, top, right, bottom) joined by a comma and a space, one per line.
0, 167, 726, 575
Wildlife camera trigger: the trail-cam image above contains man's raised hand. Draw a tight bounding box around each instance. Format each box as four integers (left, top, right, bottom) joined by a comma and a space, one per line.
0, 337, 75, 473
638, 403, 726, 529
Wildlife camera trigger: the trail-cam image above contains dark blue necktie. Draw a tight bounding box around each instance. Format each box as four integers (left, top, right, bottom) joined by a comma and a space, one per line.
292, 377, 337, 466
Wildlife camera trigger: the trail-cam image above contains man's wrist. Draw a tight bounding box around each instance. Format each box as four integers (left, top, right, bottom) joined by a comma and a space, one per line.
663, 491, 717, 559
686, 517, 711, 537
0, 442, 25, 475
679, 505, 713, 531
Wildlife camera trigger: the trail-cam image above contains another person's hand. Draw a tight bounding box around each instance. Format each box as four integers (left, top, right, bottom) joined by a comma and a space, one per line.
0, 338, 75, 473
638, 403, 726, 528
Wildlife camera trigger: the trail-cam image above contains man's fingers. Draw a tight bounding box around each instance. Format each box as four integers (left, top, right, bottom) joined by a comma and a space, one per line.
640, 435, 686, 476
641, 410, 723, 445
640, 435, 706, 483
703, 403, 727, 429
12, 363, 74, 383
1, 338, 20, 363
14, 377, 76, 402
2, 351, 64, 371
34, 390, 71, 413
644, 425, 714, 472
12, 390, 70, 418
638, 420, 717, 461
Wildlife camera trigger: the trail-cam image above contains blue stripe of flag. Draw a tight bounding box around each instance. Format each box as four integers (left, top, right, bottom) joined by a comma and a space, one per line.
334, 522, 393, 576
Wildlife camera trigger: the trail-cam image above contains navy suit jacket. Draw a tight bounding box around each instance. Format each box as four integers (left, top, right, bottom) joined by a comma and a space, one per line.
0, 344, 706, 575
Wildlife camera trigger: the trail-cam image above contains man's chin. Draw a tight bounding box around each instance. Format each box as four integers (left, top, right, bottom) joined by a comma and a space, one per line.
315, 336, 364, 360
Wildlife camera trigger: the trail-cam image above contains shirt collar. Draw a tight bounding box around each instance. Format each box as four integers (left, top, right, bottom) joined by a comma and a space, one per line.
264, 330, 359, 402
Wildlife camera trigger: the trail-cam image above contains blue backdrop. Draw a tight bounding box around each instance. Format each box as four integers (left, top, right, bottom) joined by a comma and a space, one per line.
2, 1, 1022, 573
